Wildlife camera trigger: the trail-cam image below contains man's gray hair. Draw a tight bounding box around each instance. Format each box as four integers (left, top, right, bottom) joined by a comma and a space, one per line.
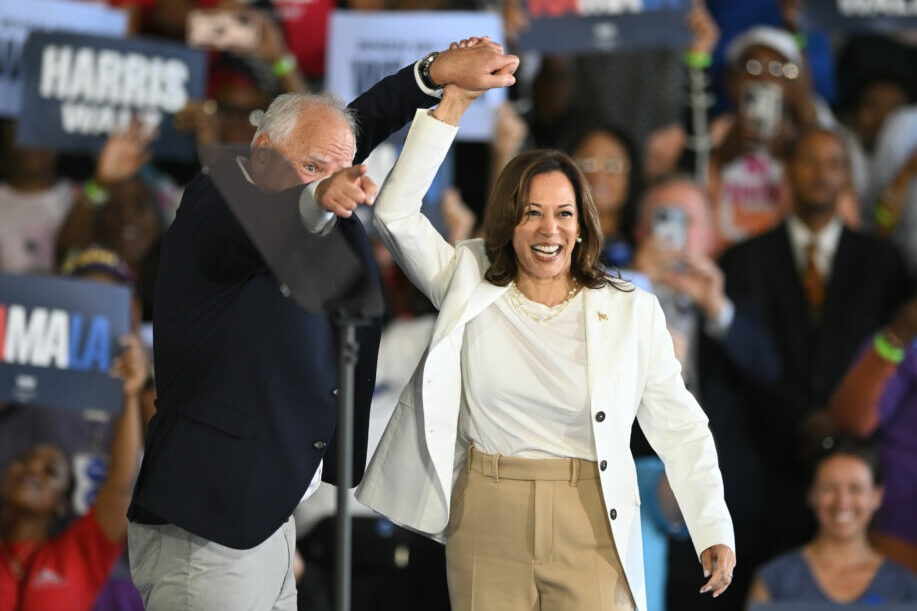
251, 92, 358, 148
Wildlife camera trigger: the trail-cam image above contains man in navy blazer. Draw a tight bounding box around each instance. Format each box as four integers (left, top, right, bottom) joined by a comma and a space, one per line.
127, 42, 519, 610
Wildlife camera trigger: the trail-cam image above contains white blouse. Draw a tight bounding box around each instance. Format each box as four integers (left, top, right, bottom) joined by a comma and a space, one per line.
459, 287, 596, 460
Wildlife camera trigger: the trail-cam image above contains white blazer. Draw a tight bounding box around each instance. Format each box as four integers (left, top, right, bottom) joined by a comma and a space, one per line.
355, 110, 735, 611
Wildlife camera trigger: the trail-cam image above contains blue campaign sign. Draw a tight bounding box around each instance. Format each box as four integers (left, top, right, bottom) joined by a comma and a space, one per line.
0, 273, 130, 414
16, 31, 207, 161
326, 11, 506, 142
805, 1, 917, 32
0, 0, 128, 117
517, 0, 690, 53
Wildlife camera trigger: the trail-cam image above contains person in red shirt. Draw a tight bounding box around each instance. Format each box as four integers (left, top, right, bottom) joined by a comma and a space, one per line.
0, 332, 147, 611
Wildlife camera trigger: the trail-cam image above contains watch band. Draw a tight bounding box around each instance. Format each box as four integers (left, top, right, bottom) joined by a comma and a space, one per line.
419, 51, 443, 91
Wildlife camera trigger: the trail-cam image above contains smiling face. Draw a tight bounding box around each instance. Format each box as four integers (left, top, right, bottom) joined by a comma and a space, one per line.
511, 171, 580, 286
1, 444, 70, 517
809, 454, 882, 543
250, 104, 355, 192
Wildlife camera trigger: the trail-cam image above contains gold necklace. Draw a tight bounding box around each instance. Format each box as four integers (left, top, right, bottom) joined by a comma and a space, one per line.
509, 281, 579, 323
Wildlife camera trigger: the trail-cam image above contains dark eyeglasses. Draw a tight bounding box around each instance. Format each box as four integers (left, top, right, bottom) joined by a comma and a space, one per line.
745, 58, 799, 80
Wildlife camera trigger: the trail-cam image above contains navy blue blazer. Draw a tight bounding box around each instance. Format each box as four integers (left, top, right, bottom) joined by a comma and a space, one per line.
128, 65, 439, 549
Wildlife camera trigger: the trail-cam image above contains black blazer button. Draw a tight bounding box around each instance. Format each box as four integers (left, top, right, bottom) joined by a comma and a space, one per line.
595, 411, 606, 422
609, 508, 617, 520
331, 388, 340, 397
313, 440, 326, 449
600, 460, 607, 471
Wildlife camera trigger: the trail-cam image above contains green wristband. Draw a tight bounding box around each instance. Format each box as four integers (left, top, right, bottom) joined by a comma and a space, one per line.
874, 204, 897, 229
874, 332, 906, 364
84, 178, 109, 205
683, 51, 712, 69
793, 32, 808, 50
271, 54, 297, 78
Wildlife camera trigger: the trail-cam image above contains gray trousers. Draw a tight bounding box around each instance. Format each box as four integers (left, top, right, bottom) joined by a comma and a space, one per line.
128, 516, 298, 611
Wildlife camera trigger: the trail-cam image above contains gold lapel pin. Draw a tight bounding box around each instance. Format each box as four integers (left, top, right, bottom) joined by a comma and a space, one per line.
598, 312, 608, 321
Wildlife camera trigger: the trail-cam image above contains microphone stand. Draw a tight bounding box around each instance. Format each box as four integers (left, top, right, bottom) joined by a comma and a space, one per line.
334, 312, 371, 611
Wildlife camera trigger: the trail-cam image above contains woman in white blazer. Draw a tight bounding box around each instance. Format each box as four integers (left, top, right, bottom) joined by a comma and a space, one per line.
355, 83, 736, 611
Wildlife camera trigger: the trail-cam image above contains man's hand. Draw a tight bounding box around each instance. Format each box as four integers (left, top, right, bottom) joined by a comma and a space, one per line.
314, 165, 378, 218
699, 544, 736, 598
429, 36, 519, 92
660, 253, 727, 320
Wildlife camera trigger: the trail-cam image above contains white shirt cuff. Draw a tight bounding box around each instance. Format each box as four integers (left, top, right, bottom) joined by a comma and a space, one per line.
704, 298, 735, 340
300, 459, 323, 502
414, 59, 443, 99
299, 179, 336, 236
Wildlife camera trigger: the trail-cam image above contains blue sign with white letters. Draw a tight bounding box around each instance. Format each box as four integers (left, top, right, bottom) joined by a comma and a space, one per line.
0, 273, 130, 413
517, 0, 690, 53
16, 31, 206, 160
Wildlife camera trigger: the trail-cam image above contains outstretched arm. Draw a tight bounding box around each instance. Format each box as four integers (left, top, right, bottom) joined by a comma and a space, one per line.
93, 334, 148, 542
371, 44, 517, 306
349, 37, 518, 164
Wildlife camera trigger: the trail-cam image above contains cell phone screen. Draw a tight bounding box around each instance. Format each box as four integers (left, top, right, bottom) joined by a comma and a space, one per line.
187, 10, 261, 52
652, 205, 687, 252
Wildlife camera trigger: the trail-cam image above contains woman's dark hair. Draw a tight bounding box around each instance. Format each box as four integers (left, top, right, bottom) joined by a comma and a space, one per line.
482, 149, 628, 291
807, 434, 883, 489
566, 122, 643, 246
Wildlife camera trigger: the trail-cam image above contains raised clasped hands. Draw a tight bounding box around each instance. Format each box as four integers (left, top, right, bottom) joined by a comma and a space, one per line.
432, 36, 519, 127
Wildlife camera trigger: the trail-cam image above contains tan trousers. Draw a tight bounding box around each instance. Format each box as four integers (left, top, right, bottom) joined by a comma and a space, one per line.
445, 447, 635, 611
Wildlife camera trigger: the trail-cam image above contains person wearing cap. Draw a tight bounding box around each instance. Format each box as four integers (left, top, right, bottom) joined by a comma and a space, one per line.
711, 25, 826, 253
679, 8, 842, 254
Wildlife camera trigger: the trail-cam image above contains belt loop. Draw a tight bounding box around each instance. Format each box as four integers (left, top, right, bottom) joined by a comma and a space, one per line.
467, 446, 474, 470
570, 459, 580, 486
491, 453, 500, 482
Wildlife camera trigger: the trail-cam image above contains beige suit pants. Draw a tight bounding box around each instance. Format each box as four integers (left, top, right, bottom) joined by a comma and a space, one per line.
446, 447, 635, 611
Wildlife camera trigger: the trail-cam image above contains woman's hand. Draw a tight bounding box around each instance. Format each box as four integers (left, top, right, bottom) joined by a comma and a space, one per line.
699, 544, 736, 598
686, 0, 719, 56
432, 83, 484, 127
111, 334, 150, 399
95, 120, 156, 187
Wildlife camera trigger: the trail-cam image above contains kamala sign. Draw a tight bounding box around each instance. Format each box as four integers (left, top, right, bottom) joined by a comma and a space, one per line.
0, 273, 130, 414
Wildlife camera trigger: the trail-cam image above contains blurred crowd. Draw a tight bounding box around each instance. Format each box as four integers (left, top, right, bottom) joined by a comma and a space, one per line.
2, 0, 917, 610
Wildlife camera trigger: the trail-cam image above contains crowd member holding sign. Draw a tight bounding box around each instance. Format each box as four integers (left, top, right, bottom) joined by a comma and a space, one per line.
126, 40, 519, 610
355, 46, 736, 611
0, 332, 147, 611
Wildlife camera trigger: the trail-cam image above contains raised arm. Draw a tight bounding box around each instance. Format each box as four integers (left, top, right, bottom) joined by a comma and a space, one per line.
370, 89, 475, 308
372, 44, 517, 306
93, 334, 148, 542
